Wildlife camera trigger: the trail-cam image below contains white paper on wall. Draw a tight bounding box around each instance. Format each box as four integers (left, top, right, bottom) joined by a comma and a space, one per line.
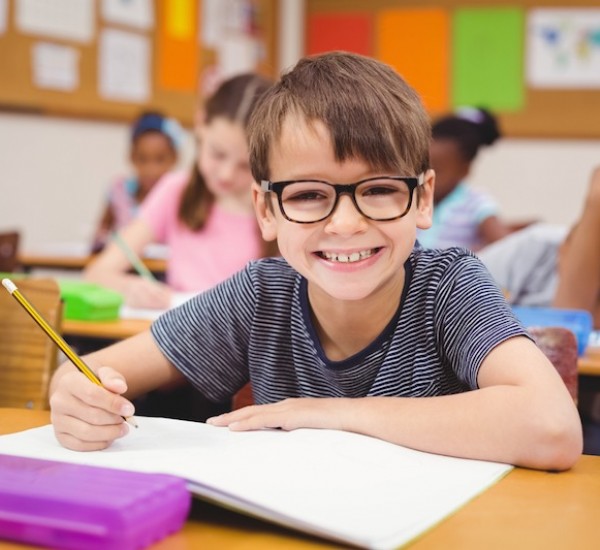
101, 0, 154, 30
201, 0, 253, 47
32, 42, 79, 91
0, 0, 8, 35
98, 28, 150, 102
217, 32, 260, 79
201, 0, 226, 46
527, 8, 600, 88
16, 0, 94, 43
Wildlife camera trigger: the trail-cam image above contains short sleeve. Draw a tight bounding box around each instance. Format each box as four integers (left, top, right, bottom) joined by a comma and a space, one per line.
150, 264, 257, 402
434, 253, 528, 389
470, 190, 498, 224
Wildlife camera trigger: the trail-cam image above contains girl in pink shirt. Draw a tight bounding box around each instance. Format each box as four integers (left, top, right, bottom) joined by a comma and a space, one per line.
85, 74, 276, 308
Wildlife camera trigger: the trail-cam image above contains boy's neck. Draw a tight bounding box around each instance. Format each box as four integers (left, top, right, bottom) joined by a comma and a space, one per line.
307, 274, 405, 362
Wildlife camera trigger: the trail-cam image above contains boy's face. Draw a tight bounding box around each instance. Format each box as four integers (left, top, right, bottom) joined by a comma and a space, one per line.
253, 117, 434, 304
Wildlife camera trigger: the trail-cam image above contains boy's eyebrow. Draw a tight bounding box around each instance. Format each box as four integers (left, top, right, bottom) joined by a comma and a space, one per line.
266, 171, 426, 184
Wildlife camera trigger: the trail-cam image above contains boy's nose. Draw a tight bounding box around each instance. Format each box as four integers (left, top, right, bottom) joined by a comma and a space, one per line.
325, 195, 368, 234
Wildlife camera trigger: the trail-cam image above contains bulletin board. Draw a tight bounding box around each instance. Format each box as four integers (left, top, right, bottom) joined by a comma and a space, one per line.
0, 0, 278, 126
307, 0, 600, 139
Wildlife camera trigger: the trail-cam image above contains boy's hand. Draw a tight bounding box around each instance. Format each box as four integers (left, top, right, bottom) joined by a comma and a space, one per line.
207, 398, 350, 432
49, 366, 135, 451
125, 279, 172, 309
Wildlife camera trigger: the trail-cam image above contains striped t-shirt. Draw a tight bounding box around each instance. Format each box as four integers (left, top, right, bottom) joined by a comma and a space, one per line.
151, 248, 526, 404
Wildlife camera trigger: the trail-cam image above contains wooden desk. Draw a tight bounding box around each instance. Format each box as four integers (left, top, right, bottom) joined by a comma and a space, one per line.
579, 347, 600, 377
0, 408, 598, 549
62, 317, 152, 340
18, 253, 167, 274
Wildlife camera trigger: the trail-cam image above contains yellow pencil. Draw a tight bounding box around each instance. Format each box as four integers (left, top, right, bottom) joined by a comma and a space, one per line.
112, 232, 157, 282
2, 278, 137, 428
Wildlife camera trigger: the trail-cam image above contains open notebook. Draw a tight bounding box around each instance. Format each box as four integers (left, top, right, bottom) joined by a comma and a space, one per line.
0, 417, 512, 550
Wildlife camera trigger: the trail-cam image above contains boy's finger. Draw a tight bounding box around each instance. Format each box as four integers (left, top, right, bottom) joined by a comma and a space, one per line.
97, 365, 128, 393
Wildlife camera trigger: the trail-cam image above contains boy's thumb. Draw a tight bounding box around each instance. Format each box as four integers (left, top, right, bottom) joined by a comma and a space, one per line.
97, 366, 128, 394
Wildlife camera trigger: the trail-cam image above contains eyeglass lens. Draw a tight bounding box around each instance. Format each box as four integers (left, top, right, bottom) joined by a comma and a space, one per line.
279, 178, 414, 222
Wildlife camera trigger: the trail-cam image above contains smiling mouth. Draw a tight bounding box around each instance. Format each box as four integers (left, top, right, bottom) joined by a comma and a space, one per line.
317, 248, 381, 263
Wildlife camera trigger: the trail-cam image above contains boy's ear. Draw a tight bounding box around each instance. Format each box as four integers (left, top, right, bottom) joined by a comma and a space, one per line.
252, 183, 278, 242
416, 169, 435, 230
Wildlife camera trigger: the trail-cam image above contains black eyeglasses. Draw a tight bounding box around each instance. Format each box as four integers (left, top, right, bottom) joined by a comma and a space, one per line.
260, 175, 424, 224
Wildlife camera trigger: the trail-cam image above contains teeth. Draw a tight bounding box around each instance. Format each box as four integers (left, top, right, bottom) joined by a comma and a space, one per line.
321, 249, 375, 263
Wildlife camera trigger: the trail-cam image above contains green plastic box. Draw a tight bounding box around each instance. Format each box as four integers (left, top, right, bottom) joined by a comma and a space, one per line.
59, 280, 123, 321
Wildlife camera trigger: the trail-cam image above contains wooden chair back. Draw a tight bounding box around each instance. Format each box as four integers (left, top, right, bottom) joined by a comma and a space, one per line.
0, 231, 20, 272
0, 278, 62, 409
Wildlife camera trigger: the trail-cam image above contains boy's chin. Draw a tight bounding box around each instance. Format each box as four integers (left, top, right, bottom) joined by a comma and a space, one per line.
308, 280, 388, 303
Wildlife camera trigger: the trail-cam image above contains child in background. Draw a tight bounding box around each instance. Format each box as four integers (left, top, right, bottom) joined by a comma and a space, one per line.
84, 74, 275, 309
479, 166, 600, 328
417, 107, 511, 251
91, 111, 182, 252
50, 52, 581, 471
478, 167, 600, 455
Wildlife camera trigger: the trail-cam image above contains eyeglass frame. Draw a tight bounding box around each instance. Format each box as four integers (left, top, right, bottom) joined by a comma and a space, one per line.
260, 174, 425, 224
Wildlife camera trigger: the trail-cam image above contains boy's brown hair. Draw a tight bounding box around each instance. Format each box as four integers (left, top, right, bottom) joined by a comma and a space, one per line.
248, 51, 431, 184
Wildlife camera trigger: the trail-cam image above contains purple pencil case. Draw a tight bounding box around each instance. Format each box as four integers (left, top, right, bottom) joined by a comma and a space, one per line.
0, 454, 191, 549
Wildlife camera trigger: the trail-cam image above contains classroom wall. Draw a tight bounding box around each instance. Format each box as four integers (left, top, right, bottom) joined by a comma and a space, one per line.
0, 111, 196, 251
1, 108, 597, 252
1, 0, 599, 251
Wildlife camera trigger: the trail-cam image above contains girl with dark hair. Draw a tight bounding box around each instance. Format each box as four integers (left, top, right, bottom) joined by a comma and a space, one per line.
418, 107, 511, 250
85, 73, 276, 309
91, 111, 182, 252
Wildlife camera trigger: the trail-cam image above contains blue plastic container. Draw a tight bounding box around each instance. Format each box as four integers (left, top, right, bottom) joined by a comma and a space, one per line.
511, 306, 593, 356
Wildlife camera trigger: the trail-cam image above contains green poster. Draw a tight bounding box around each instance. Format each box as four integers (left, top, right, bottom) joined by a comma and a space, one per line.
453, 8, 524, 111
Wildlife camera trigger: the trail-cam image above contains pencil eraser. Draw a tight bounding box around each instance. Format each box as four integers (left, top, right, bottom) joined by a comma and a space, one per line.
0, 454, 191, 550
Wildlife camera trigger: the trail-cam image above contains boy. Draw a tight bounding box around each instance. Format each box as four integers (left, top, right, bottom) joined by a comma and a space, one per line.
49, 52, 582, 470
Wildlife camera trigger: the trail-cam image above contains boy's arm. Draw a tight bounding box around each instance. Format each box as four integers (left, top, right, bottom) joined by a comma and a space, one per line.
50, 331, 184, 451
208, 335, 582, 471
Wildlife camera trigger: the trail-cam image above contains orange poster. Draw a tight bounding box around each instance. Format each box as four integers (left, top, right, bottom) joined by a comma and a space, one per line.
376, 8, 449, 114
157, 0, 198, 92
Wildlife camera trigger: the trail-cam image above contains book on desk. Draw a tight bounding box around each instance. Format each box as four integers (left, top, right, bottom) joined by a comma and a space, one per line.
0, 416, 512, 550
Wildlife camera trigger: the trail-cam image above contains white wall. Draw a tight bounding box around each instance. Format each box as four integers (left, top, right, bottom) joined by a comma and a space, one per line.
0, 112, 195, 251
469, 138, 598, 228
1, 0, 598, 250
0, 111, 598, 251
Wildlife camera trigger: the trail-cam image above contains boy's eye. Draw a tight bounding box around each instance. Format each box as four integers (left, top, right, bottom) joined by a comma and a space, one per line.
285, 190, 328, 202
361, 185, 399, 196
